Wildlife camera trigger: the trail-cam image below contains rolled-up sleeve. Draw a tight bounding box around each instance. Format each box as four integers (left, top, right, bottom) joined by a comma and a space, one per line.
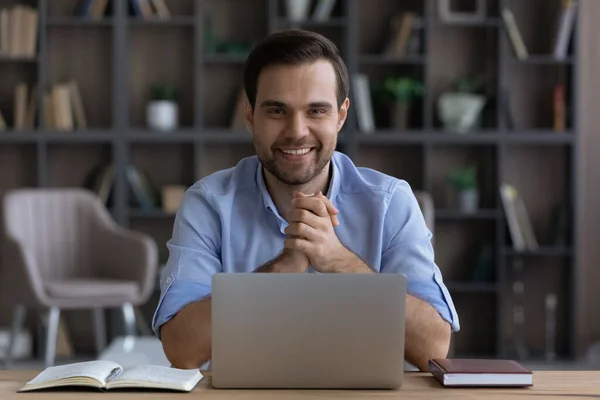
152, 182, 222, 338
380, 182, 460, 332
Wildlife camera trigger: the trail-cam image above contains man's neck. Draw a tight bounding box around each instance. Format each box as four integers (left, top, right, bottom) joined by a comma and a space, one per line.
263, 162, 331, 222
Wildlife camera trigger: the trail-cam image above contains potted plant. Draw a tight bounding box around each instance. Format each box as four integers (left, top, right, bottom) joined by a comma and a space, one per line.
438, 75, 487, 133
146, 84, 179, 132
376, 77, 424, 130
447, 165, 479, 213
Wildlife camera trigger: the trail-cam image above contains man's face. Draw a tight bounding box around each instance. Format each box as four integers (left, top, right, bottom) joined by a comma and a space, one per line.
246, 60, 349, 186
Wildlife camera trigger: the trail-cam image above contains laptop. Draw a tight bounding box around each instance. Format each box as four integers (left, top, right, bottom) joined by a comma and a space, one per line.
210, 273, 406, 389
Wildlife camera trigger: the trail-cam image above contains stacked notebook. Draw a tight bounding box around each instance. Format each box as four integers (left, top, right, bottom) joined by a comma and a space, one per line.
428, 359, 533, 387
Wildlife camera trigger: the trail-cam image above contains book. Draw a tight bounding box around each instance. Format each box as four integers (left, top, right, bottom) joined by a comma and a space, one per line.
501, 8, 528, 60
18, 360, 203, 392
553, 0, 577, 59
428, 359, 533, 387
500, 183, 538, 252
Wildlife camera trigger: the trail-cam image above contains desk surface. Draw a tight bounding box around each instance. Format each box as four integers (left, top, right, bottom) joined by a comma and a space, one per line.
1, 370, 600, 399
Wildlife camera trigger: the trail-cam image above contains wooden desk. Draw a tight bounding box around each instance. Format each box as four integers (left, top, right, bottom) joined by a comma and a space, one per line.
1, 370, 599, 399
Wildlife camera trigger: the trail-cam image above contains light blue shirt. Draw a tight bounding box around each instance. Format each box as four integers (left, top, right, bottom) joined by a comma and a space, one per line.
152, 151, 460, 336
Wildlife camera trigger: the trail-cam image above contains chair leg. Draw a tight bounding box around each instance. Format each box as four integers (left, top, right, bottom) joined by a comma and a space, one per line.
121, 303, 136, 337
92, 308, 107, 355
3, 304, 27, 368
44, 307, 60, 368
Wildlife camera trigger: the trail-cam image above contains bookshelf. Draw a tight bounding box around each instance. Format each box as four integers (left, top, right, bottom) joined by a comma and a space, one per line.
0, 0, 580, 361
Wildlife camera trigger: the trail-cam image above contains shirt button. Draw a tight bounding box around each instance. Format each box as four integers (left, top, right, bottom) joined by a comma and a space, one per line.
165, 276, 173, 284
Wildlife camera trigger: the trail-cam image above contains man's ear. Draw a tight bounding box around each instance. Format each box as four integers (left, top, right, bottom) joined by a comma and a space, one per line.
337, 97, 350, 132
244, 98, 253, 133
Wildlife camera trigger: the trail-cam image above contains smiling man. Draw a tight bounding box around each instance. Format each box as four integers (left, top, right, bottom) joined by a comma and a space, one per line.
153, 29, 459, 372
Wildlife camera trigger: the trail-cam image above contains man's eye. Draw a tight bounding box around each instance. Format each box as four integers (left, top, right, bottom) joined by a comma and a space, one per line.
268, 108, 284, 115
309, 109, 326, 115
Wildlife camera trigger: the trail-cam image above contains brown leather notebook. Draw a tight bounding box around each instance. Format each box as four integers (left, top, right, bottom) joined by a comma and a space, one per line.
428, 359, 533, 387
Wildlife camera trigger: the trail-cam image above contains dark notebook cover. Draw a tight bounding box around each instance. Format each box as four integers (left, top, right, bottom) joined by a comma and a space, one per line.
428, 359, 533, 387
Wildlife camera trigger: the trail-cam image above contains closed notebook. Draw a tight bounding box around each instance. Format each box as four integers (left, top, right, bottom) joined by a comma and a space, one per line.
428, 359, 533, 387
18, 360, 203, 392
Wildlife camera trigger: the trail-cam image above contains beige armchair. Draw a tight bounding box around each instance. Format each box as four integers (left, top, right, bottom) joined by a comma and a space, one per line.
0, 188, 158, 367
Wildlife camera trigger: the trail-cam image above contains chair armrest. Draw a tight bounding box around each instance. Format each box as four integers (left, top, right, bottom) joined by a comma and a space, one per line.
0, 235, 50, 307
93, 222, 159, 304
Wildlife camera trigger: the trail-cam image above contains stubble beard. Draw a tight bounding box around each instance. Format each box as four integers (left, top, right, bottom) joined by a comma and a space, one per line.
255, 140, 335, 186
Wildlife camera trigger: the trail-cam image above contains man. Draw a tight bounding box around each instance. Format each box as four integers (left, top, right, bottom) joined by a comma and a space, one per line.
153, 29, 459, 372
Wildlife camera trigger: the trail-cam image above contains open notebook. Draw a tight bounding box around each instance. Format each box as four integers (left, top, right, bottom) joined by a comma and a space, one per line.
18, 360, 203, 392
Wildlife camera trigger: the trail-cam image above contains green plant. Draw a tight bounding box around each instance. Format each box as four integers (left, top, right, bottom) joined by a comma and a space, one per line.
151, 84, 179, 102
376, 77, 424, 104
454, 75, 486, 94
448, 165, 478, 191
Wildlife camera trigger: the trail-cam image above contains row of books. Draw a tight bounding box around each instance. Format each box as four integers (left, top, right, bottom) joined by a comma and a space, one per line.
382, 12, 422, 58
129, 0, 171, 20
73, 0, 110, 19
73, 0, 171, 19
3, 81, 88, 131
502, 1, 578, 60
283, 0, 338, 22
44, 81, 88, 131
0, 5, 38, 58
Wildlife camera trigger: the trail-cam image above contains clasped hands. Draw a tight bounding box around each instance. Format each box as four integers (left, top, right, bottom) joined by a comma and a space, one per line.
282, 191, 348, 273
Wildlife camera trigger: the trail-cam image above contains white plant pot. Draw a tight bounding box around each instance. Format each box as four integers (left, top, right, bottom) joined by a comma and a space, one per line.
147, 100, 178, 132
438, 92, 486, 133
458, 189, 479, 214
285, 0, 311, 21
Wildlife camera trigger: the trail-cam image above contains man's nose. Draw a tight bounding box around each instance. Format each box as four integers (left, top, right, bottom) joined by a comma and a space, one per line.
285, 112, 309, 138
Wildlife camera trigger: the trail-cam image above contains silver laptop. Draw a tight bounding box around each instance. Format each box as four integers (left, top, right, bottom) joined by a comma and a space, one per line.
211, 273, 406, 389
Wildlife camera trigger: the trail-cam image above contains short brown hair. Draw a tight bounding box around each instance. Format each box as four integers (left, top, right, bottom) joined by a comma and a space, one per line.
243, 29, 349, 110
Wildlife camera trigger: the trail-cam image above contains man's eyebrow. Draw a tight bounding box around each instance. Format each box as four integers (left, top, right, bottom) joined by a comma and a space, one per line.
260, 100, 287, 108
308, 101, 333, 109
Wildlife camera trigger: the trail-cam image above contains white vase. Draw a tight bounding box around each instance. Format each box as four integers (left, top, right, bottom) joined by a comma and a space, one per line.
438, 92, 486, 133
285, 0, 311, 22
147, 100, 178, 132
458, 189, 479, 214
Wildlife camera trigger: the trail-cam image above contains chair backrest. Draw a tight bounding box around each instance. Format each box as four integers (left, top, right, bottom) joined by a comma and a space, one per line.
3, 188, 111, 280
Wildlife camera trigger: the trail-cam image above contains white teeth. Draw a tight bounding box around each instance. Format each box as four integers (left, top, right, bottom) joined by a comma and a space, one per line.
281, 148, 311, 155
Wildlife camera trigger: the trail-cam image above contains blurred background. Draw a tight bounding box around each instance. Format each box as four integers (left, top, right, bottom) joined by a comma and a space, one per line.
0, 0, 598, 372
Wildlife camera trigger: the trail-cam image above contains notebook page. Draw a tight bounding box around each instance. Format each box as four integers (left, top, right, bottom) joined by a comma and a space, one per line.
109, 365, 202, 390
25, 360, 121, 386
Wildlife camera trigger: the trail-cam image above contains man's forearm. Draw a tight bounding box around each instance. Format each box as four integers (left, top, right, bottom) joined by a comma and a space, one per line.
161, 297, 212, 369
328, 246, 374, 273
255, 249, 308, 273
404, 294, 451, 371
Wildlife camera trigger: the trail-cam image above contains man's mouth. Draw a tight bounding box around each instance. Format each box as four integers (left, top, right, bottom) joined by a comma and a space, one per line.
280, 148, 312, 155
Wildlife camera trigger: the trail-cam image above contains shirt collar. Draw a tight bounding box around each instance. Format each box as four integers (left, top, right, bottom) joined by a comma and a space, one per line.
255, 151, 342, 213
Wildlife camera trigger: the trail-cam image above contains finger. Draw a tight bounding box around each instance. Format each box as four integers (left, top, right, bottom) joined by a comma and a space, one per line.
315, 191, 339, 227
284, 237, 310, 253
293, 191, 313, 198
284, 222, 317, 242
288, 208, 322, 229
291, 197, 329, 218
316, 191, 338, 215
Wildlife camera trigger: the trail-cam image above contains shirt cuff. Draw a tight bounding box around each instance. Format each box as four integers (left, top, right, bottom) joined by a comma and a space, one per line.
408, 270, 460, 332
152, 276, 213, 338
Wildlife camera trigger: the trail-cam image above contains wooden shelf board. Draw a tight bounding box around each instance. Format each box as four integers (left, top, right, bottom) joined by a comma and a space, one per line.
275, 17, 347, 28
47, 17, 114, 27
446, 281, 498, 293
436, 209, 500, 220
128, 17, 195, 27
203, 53, 248, 64
359, 54, 426, 65
503, 247, 573, 257
129, 209, 176, 218
127, 130, 197, 143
